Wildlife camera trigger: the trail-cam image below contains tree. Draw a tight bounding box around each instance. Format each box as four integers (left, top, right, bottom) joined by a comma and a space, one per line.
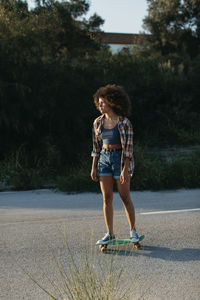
143, 0, 200, 58
0, 0, 104, 160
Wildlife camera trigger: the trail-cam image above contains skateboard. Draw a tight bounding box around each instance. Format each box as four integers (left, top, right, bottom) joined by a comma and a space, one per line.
97, 235, 145, 252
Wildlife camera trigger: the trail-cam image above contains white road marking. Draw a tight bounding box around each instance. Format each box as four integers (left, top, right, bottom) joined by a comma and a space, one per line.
140, 208, 200, 215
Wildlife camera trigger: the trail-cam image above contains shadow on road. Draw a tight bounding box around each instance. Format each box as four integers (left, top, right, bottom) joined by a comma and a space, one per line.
101, 245, 200, 262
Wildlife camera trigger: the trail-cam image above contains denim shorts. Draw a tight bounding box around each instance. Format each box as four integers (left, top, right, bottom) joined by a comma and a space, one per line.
98, 148, 122, 179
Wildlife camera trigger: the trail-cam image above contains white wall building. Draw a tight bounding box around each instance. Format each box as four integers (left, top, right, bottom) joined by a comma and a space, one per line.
99, 32, 148, 54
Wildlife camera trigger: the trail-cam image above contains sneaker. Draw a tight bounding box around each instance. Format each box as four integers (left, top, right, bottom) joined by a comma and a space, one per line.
130, 229, 139, 243
96, 232, 116, 245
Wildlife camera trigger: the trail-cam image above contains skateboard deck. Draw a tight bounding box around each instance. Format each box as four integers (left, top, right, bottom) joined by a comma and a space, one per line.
97, 235, 145, 252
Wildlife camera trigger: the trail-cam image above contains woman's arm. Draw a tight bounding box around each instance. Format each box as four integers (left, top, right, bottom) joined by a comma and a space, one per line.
120, 157, 130, 184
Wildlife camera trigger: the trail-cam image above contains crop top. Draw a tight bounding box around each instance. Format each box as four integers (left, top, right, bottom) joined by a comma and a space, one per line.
101, 124, 121, 145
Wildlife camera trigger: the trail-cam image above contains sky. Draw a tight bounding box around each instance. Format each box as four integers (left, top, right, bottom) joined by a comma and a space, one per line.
27, 0, 148, 34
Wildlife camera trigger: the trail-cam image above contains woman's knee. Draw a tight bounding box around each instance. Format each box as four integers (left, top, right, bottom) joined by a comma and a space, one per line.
120, 193, 131, 206
103, 193, 113, 206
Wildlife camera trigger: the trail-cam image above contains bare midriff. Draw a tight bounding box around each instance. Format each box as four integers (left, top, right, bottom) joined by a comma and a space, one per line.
102, 144, 122, 150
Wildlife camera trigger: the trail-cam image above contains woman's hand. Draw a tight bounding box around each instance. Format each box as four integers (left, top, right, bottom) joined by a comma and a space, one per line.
120, 167, 129, 184
91, 168, 98, 182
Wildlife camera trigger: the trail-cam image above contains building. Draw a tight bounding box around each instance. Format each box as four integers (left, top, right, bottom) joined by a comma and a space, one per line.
98, 32, 148, 54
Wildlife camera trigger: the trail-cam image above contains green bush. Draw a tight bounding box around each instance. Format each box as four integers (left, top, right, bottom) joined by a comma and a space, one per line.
0, 142, 60, 190
55, 146, 200, 192
132, 146, 200, 190
56, 159, 100, 193
0, 146, 200, 191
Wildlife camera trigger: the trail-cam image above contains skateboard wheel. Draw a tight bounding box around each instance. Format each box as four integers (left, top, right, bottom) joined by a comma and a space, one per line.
133, 242, 141, 249
99, 245, 107, 252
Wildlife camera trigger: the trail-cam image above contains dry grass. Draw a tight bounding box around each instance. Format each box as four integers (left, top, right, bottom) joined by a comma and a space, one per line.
16, 228, 144, 300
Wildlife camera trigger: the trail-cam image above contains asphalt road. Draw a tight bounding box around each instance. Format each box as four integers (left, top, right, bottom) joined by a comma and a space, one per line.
0, 189, 200, 300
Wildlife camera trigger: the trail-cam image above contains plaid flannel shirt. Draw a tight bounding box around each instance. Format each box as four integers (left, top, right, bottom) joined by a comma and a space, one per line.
91, 114, 134, 176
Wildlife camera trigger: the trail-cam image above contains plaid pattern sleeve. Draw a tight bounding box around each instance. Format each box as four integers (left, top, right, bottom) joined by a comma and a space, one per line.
91, 117, 102, 157
124, 119, 133, 158
118, 117, 134, 176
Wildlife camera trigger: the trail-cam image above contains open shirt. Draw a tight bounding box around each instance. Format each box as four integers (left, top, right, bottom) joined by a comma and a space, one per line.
91, 114, 134, 176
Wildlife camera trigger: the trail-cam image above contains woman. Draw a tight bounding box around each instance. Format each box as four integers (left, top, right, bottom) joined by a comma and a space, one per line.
91, 84, 139, 244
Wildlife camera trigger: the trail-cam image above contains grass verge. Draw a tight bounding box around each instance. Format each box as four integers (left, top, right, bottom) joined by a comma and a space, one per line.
0, 146, 200, 192
56, 146, 200, 192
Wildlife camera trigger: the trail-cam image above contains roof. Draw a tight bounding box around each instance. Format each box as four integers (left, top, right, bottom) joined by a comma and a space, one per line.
98, 32, 148, 45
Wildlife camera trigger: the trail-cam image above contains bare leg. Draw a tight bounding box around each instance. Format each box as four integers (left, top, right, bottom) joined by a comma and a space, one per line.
116, 178, 136, 230
99, 176, 114, 235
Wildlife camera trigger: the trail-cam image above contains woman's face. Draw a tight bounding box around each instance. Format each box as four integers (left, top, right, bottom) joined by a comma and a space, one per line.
98, 98, 112, 114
